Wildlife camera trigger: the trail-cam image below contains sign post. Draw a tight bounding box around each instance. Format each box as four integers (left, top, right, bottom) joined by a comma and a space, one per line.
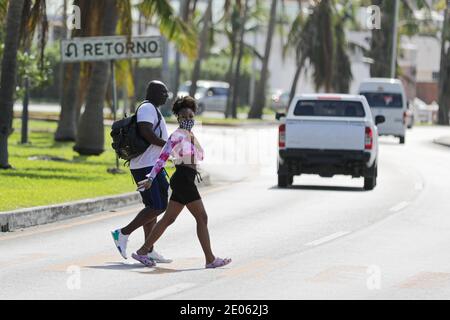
61, 35, 163, 174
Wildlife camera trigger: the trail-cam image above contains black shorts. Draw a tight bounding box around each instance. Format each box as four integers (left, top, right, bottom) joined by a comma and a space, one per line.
130, 166, 169, 211
170, 165, 202, 205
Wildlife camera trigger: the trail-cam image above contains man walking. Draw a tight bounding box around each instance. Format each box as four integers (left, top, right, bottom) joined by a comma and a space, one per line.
111, 80, 172, 263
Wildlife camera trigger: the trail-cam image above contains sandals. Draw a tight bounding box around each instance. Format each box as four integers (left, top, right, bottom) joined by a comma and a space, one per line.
131, 253, 231, 269
132, 253, 156, 267
205, 257, 232, 269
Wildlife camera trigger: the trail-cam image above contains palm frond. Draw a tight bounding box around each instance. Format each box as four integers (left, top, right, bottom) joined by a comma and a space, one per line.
138, 0, 198, 60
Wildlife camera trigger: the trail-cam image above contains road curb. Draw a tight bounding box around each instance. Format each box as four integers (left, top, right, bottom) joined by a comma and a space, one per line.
0, 170, 211, 233
433, 136, 450, 148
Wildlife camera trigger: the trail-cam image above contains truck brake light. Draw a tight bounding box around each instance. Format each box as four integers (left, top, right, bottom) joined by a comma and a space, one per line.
365, 127, 373, 150
279, 124, 286, 149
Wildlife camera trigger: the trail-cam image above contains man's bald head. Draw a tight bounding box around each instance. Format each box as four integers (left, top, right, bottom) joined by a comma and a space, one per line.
145, 80, 169, 106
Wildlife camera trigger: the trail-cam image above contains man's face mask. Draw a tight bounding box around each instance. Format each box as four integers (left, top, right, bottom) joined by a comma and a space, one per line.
179, 119, 195, 131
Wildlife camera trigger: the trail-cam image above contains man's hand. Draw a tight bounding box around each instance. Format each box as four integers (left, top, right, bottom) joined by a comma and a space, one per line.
137, 178, 153, 192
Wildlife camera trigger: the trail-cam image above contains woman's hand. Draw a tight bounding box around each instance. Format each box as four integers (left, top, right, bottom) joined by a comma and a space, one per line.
137, 178, 152, 192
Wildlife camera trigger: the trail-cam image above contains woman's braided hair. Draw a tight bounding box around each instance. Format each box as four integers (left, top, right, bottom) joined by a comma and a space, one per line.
172, 96, 198, 116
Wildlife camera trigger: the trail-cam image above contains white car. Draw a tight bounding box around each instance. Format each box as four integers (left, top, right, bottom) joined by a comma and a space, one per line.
276, 94, 385, 190
358, 78, 407, 144
177, 80, 230, 114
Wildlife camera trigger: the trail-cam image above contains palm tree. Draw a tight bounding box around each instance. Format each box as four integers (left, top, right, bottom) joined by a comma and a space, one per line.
73, 0, 119, 155
173, 0, 196, 99
248, 0, 278, 119
222, 0, 264, 118
228, 0, 250, 119
0, 0, 25, 169
369, 0, 432, 77
438, 1, 450, 125
283, 2, 309, 106
55, 0, 95, 142
73, 0, 198, 155
189, 0, 213, 98
284, 0, 354, 104
0, 0, 48, 169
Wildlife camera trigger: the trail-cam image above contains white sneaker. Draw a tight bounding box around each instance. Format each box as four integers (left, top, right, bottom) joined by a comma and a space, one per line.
148, 250, 172, 263
111, 229, 129, 259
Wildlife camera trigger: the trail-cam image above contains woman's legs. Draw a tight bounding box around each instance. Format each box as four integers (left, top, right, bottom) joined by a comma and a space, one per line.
186, 199, 216, 265
136, 200, 185, 256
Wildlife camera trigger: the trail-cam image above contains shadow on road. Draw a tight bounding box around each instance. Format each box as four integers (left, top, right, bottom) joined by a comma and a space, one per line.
86, 262, 144, 270
135, 267, 206, 275
269, 185, 365, 192
86, 262, 205, 274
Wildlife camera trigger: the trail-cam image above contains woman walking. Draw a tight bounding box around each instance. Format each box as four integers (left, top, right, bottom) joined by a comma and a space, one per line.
132, 96, 232, 269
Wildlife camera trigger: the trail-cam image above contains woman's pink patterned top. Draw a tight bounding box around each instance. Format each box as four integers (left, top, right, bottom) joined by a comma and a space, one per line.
147, 128, 204, 180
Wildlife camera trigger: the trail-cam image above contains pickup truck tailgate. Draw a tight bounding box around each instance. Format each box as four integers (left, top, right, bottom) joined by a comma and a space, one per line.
285, 119, 366, 151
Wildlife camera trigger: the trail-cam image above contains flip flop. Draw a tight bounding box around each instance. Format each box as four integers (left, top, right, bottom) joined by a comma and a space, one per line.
205, 257, 232, 269
132, 253, 156, 267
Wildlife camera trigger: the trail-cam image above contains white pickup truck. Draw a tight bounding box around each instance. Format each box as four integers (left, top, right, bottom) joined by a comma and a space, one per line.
276, 94, 385, 190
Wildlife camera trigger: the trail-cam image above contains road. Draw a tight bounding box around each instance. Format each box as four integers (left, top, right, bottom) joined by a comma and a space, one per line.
1, 125, 450, 300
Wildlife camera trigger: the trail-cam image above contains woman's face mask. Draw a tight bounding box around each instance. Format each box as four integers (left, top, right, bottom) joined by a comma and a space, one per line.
179, 118, 195, 131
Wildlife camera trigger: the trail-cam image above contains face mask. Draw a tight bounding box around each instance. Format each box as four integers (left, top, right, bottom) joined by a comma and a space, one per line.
179, 119, 195, 131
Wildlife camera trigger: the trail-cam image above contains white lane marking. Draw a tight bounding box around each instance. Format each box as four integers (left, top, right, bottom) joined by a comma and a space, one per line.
305, 231, 350, 247
389, 201, 409, 212
130, 282, 197, 300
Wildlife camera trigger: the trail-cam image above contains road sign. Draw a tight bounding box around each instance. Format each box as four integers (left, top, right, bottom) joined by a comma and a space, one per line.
61, 36, 162, 62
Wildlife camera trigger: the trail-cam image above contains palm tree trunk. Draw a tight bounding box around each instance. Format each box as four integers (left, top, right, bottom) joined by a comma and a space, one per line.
55, 0, 95, 141
248, 0, 277, 119
189, 0, 213, 98
230, 0, 250, 119
438, 2, 450, 125
73, 0, 119, 155
370, 0, 395, 77
173, 0, 190, 99
225, 32, 238, 118
289, 62, 302, 107
0, 0, 26, 169
55, 63, 81, 141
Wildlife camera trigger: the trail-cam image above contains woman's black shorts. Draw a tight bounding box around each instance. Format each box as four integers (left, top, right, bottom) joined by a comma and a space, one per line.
170, 165, 202, 205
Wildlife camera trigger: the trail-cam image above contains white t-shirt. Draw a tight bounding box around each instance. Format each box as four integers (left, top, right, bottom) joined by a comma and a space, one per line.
129, 102, 168, 170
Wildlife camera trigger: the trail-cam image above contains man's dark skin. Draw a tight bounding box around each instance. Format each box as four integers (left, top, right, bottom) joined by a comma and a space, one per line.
121, 81, 169, 250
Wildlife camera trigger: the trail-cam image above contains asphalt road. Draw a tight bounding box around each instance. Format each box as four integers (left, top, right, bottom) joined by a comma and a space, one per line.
1, 125, 450, 300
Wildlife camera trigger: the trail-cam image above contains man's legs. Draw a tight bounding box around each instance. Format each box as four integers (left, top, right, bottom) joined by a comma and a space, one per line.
121, 207, 163, 236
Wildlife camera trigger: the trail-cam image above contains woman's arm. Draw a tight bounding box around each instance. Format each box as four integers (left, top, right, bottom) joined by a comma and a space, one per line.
146, 133, 182, 181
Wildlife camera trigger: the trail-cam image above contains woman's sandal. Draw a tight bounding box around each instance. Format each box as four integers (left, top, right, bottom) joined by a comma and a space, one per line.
205, 257, 232, 269
132, 253, 156, 267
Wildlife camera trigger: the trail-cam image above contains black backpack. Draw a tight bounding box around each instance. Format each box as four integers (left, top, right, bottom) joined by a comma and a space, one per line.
110, 101, 162, 161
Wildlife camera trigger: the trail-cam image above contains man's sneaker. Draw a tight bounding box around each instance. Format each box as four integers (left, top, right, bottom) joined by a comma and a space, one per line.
148, 250, 172, 263
111, 229, 129, 259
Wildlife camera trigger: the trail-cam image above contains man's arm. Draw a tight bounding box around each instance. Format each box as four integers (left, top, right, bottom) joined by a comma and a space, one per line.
137, 122, 166, 147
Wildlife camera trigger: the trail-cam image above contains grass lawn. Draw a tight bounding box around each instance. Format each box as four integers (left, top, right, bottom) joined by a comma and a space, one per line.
0, 120, 173, 212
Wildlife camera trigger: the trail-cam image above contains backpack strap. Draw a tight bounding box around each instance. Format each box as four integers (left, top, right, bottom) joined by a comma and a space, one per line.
153, 105, 163, 138
136, 100, 163, 138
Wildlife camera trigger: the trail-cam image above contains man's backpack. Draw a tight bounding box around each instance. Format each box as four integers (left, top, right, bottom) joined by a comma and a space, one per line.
110, 101, 162, 161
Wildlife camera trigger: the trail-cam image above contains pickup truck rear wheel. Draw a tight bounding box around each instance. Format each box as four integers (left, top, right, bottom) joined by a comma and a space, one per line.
278, 174, 289, 188
364, 163, 378, 191
399, 136, 405, 144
